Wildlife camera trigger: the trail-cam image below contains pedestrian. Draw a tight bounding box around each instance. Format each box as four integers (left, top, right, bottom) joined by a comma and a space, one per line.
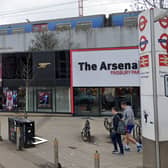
121, 101, 142, 152
111, 106, 124, 155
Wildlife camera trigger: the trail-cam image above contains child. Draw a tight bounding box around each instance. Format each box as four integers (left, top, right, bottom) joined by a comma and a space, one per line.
111, 106, 124, 155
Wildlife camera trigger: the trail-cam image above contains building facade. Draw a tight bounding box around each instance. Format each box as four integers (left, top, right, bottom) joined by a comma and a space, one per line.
0, 47, 141, 117
0, 12, 141, 116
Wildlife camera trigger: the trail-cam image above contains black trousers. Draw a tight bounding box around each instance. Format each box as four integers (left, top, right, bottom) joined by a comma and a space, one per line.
111, 132, 124, 154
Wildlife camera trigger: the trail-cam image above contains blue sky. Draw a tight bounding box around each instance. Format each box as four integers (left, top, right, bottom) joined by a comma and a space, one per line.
0, 0, 133, 24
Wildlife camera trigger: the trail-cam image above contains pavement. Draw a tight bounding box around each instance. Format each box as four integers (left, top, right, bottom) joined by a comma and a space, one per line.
0, 116, 143, 168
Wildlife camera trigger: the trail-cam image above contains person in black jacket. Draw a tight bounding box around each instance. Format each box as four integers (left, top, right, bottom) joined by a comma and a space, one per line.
111, 106, 124, 155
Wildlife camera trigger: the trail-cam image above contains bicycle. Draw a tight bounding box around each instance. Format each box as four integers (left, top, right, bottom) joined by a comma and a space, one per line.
81, 120, 91, 142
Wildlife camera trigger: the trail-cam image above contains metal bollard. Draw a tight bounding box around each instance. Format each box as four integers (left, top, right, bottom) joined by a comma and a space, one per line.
0, 120, 3, 141
94, 150, 100, 168
16, 127, 22, 150
54, 138, 59, 168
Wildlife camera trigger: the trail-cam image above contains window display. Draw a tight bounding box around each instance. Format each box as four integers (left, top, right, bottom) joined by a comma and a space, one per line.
3, 88, 18, 111
74, 87, 140, 117
37, 90, 52, 109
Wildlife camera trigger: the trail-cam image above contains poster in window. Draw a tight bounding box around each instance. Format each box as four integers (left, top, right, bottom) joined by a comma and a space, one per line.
37, 90, 52, 109
2, 88, 18, 111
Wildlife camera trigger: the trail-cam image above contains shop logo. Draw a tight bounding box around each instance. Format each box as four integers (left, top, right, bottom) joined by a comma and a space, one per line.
139, 36, 148, 51
158, 33, 168, 51
78, 61, 138, 71
139, 16, 148, 31
159, 17, 168, 29
78, 61, 139, 75
140, 55, 149, 68
159, 54, 168, 66
99, 61, 138, 71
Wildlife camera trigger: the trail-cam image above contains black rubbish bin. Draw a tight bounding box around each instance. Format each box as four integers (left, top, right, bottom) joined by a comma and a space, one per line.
8, 117, 35, 148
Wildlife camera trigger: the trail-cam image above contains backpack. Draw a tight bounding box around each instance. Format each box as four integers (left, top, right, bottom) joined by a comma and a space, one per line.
117, 118, 126, 135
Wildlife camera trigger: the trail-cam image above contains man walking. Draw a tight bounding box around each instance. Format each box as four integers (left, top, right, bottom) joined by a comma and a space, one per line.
121, 101, 142, 152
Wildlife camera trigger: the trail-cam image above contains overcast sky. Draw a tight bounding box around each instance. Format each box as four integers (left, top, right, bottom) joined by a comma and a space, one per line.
0, 0, 134, 25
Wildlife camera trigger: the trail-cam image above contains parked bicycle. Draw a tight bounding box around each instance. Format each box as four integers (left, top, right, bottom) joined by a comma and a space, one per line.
104, 118, 113, 135
81, 120, 91, 142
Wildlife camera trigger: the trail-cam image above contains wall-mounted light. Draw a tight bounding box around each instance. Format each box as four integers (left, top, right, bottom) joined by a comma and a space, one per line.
37, 62, 51, 69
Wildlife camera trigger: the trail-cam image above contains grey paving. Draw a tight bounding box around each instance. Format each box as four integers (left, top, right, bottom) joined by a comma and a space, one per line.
0, 116, 142, 168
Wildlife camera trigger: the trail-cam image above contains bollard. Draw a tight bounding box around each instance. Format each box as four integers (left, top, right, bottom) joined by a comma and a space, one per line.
94, 150, 100, 168
0, 120, 3, 141
16, 127, 22, 150
54, 138, 59, 168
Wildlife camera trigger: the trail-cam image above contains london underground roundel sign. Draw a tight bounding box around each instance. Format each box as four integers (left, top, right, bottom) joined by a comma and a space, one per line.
158, 33, 168, 50
140, 36, 148, 51
139, 16, 148, 31
159, 17, 168, 29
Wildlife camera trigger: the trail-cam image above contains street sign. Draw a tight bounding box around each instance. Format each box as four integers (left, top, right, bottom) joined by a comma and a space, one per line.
159, 17, 168, 29
140, 55, 149, 68
140, 36, 148, 51
158, 33, 168, 50
139, 15, 148, 31
159, 54, 168, 66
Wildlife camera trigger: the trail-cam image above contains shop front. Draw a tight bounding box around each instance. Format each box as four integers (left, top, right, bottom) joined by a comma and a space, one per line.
71, 47, 140, 117
1, 51, 71, 113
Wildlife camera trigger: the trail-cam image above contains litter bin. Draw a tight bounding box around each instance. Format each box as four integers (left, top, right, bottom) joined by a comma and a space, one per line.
8, 117, 35, 148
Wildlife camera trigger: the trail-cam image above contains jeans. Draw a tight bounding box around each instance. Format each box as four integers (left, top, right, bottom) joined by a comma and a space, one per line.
111, 132, 124, 154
